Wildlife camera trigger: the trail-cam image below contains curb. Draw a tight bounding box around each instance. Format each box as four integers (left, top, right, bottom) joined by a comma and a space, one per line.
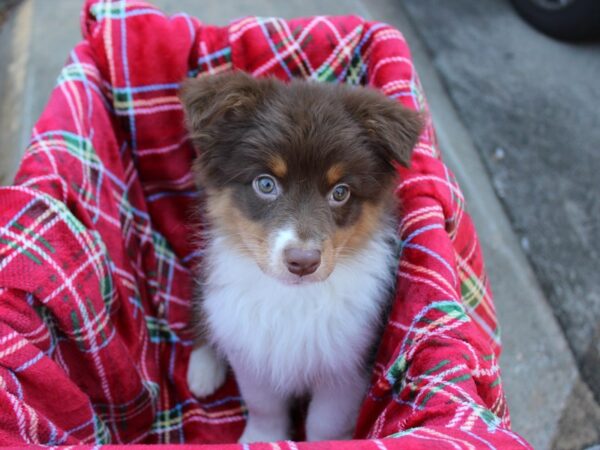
0, 0, 32, 185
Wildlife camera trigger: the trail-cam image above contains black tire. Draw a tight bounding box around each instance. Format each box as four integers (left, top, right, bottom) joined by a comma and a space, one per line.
510, 0, 600, 41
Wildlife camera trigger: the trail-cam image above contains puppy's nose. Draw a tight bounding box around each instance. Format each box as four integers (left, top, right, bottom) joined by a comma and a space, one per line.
284, 248, 321, 276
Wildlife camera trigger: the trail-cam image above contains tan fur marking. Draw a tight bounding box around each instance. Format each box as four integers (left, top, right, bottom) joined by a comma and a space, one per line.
318, 239, 336, 279
205, 188, 271, 271
326, 164, 345, 186
332, 201, 387, 256
269, 156, 288, 178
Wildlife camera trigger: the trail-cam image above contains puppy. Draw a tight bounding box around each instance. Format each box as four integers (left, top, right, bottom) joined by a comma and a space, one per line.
180, 72, 422, 443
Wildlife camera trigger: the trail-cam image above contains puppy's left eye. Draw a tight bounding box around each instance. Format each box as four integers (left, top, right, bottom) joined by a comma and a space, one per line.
329, 184, 350, 206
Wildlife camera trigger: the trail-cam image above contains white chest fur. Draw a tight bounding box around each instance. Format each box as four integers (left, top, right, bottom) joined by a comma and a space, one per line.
201, 228, 396, 396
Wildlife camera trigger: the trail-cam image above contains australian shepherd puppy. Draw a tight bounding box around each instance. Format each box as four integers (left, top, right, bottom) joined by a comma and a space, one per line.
180, 72, 422, 443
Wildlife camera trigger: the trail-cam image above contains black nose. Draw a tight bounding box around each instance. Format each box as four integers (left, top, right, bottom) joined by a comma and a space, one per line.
284, 248, 321, 276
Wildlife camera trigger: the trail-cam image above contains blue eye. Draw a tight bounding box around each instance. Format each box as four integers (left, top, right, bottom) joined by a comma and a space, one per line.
258, 176, 275, 193
329, 184, 350, 205
253, 175, 279, 199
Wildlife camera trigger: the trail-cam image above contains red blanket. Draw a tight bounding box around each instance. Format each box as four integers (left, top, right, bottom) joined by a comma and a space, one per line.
0, 1, 530, 448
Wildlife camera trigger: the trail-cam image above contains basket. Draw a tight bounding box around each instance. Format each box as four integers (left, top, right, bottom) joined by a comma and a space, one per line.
0, 1, 529, 448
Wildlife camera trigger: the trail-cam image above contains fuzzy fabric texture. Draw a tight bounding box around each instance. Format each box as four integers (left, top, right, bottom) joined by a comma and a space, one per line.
0, 0, 530, 448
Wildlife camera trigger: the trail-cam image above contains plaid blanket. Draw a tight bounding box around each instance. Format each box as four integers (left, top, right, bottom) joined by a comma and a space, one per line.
0, 1, 531, 448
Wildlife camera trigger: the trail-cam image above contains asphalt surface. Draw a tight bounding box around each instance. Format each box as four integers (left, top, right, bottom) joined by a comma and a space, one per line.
0, 0, 598, 448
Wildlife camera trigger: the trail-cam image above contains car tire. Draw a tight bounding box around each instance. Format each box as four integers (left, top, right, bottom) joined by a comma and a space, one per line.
510, 0, 600, 41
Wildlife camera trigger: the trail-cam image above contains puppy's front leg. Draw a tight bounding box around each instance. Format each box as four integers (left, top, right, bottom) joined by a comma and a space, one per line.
233, 364, 290, 443
187, 344, 227, 397
306, 376, 369, 442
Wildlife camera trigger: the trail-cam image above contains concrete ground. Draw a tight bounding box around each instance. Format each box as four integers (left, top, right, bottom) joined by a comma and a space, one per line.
0, 0, 597, 449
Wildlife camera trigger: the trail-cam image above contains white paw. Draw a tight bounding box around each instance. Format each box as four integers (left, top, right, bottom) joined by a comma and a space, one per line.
187, 345, 227, 397
238, 422, 289, 444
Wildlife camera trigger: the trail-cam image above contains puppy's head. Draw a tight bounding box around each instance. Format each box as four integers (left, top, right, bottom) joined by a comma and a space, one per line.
181, 72, 422, 284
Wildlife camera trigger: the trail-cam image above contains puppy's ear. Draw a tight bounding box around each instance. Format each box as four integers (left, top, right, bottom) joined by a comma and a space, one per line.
179, 71, 275, 135
343, 87, 423, 168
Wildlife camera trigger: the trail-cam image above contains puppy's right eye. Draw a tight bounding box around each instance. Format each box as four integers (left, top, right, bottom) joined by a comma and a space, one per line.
253, 175, 280, 200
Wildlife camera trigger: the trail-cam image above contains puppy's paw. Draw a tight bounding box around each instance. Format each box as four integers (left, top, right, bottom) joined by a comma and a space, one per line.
187, 345, 227, 397
238, 423, 289, 444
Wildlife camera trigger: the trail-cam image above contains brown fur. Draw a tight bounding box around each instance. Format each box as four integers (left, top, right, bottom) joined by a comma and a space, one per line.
180, 70, 423, 297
